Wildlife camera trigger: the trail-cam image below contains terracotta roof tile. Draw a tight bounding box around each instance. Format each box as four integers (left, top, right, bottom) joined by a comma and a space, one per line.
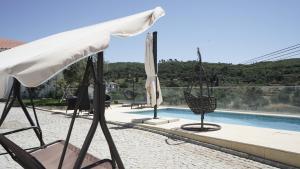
0, 38, 24, 49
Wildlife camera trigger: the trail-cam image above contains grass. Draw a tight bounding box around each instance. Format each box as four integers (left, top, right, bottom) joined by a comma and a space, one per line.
23, 98, 66, 107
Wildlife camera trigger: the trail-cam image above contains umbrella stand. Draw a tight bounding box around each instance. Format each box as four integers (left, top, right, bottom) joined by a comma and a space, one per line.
153, 31, 158, 119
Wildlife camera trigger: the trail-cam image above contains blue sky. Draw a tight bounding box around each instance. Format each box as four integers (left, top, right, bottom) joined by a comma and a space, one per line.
1, 0, 299, 64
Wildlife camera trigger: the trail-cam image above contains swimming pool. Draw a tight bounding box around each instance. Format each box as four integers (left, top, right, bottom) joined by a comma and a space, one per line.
127, 108, 300, 132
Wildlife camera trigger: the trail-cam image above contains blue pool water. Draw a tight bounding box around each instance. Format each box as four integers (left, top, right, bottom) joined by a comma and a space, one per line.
128, 108, 300, 132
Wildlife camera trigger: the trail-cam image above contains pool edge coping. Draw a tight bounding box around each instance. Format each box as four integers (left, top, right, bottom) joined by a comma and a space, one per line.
107, 119, 300, 169
160, 106, 300, 118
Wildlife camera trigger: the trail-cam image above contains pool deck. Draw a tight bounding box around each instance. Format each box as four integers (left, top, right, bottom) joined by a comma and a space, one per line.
59, 105, 300, 168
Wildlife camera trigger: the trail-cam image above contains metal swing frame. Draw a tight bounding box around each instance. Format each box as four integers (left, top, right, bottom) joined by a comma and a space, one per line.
0, 52, 124, 169
0, 78, 45, 149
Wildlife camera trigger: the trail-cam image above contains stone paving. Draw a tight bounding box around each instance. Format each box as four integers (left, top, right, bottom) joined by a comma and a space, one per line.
0, 105, 278, 169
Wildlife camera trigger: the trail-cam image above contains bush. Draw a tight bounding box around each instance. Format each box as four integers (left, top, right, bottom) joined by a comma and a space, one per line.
119, 82, 128, 88
278, 92, 290, 103
23, 98, 65, 107
242, 87, 269, 110
271, 87, 292, 104
292, 89, 300, 106
213, 87, 240, 109
162, 87, 185, 105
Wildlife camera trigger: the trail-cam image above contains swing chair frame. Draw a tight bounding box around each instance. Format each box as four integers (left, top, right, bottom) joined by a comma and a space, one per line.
0, 79, 45, 150
0, 52, 124, 169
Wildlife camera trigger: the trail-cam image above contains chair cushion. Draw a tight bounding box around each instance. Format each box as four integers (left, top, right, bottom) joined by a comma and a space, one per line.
31, 140, 112, 169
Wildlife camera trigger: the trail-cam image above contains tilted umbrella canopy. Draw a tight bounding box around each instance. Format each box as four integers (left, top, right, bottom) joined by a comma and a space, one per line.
0, 76, 13, 99
145, 33, 163, 107
0, 7, 165, 98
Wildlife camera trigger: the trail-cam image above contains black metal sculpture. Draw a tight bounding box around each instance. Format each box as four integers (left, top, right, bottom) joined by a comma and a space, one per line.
182, 48, 220, 131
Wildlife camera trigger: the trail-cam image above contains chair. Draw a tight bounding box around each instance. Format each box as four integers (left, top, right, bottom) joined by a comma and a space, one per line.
105, 94, 111, 109
89, 94, 111, 115
0, 135, 113, 169
123, 90, 147, 109
66, 86, 91, 115
122, 78, 148, 109
130, 100, 148, 109
184, 91, 217, 114
182, 48, 220, 131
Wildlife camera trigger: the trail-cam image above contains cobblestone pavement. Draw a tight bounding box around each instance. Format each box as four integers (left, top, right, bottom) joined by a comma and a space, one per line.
0, 105, 278, 169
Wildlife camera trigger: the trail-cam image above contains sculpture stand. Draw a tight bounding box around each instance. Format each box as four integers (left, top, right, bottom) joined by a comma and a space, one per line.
182, 48, 221, 132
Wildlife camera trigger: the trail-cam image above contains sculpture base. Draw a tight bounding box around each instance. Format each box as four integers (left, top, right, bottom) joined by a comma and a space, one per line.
181, 123, 221, 132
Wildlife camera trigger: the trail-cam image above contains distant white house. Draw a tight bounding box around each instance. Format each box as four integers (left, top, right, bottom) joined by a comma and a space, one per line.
87, 82, 119, 99
106, 82, 119, 93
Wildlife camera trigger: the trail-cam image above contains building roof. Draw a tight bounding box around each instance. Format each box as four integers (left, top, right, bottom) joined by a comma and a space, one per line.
0, 38, 24, 49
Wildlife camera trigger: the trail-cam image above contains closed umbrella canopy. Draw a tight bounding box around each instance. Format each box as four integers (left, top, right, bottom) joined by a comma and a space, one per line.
0, 7, 165, 98
145, 33, 163, 107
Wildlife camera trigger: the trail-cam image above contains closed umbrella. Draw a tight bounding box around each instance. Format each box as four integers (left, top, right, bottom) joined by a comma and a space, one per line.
145, 32, 163, 118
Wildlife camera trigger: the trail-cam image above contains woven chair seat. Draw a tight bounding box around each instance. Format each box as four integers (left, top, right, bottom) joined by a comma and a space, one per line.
184, 91, 216, 114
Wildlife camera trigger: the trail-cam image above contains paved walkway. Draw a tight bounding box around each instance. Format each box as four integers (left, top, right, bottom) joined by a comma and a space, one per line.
101, 105, 300, 168
0, 104, 278, 169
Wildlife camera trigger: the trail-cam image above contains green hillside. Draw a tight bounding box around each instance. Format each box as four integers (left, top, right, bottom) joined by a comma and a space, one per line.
104, 58, 300, 88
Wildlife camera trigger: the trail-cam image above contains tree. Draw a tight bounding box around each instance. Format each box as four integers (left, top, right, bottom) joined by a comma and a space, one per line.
98, 58, 300, 87
63, 58, 87, 87
242, 87, 269, 110
292, 89, 300, 106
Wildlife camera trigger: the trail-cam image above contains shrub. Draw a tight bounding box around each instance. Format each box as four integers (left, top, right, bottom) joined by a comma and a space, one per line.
292, 89, 300, 106
277, 92, 290, 103
242, 87, 269, 110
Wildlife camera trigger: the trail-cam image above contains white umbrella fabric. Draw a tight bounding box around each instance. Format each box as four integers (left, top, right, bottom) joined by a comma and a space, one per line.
145, 33, 163, 107
0, 7, 165, 98
0, 76, 13, 99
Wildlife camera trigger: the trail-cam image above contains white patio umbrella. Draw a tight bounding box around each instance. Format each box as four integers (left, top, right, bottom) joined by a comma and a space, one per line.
0, 7, 165, 98
145, 33, 163, 107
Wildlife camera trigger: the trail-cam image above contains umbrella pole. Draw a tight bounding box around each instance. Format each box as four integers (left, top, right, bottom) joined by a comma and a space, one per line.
153, 31, 158, 119
133, 75, 135, 103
